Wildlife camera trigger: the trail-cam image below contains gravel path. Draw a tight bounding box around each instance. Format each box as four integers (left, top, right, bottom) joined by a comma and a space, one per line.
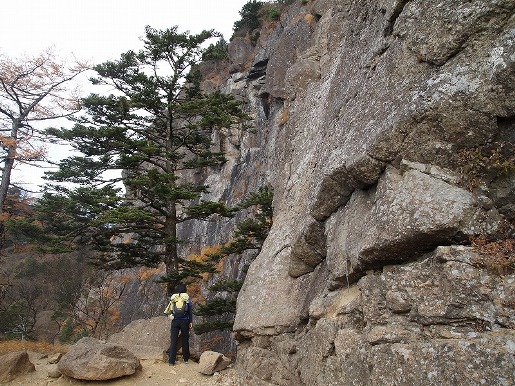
5, 354, 239, 386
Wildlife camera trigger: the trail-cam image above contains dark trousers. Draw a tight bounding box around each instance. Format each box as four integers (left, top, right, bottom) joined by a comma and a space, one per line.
169, 319, 190, 364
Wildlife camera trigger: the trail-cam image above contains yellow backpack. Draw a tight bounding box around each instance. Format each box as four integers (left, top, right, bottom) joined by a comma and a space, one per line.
164, 293, 189, 318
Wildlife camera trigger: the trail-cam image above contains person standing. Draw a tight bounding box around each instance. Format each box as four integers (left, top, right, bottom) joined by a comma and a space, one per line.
167, 282, 193, 365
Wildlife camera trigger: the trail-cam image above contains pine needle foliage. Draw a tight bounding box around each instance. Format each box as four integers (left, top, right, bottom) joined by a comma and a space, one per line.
193, 186, 273, 335
37, 26, 251, 290
194, 320, 234, 335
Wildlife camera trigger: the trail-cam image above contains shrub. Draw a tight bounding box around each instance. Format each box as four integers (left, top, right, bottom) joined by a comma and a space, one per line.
458, 141, 515, 190
194, 320, 234, 335
202, 38, 229, 61
262, 5, 281, 21
58, 319, 74, 343
471, 236, 515, 275
233, 0, 298, 37
233, 1, 265, 34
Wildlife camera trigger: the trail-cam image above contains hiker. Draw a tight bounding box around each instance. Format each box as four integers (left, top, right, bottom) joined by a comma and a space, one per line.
166, 282, 193, 365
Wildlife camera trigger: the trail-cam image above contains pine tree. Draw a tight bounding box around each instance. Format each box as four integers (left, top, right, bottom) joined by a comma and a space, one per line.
194, 186, 273, 335
41, 26, 250, 290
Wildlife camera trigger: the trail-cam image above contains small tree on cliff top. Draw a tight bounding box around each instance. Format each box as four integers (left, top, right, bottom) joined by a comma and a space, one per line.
41, 26, 250, 290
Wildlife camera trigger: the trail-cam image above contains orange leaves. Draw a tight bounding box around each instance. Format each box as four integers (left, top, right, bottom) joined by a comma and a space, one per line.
137, 266, 161, 282
188, 281, 206, 303
277, 106, 289, 127
187, 244, 224, 281
0, 132, 48, 165
108, 307, 122, 324
0, 50, 89, 210
304, 13, 315, 25
17, 144, 47, 162
117, 274, 132, 285
0, 49, 88, 122
471, 229, 515, 275
0, 136, 17, 148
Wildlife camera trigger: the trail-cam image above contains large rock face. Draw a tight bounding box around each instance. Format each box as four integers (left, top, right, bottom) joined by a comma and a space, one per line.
181, 0, 515, 385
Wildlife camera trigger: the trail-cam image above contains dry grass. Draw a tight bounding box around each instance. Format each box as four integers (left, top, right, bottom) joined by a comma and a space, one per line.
471, 236, 515, 275
0, 340, 69, 356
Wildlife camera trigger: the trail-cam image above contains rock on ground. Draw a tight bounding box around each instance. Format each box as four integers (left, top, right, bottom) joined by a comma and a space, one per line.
199, 351, 232, 375
57, 337, 141, 381
2, 355, 239, 386
0, 351, 35, 383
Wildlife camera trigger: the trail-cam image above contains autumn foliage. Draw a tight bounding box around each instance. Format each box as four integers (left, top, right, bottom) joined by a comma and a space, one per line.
0, 50, 88, 248
471, 235, 515, 275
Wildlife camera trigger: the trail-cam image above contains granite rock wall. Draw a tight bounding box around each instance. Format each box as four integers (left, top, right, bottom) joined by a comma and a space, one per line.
204, 0, 515, 384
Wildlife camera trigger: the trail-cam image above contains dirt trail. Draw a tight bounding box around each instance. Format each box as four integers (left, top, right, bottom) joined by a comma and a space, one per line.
6, 354, 239, 386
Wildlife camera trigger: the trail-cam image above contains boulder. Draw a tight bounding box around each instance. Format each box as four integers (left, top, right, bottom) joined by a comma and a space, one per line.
46, 364, 62, 378
47, 352, 62, 364
108, 316, 169, 348
0, 351, 35, 383
198, 350, 232, 375
57, 337, 141, 381
107, 316, 169, 360
325, 162, 502, 285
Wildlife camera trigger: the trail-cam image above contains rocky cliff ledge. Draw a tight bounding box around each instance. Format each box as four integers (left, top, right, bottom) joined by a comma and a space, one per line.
189, 0, 515, 385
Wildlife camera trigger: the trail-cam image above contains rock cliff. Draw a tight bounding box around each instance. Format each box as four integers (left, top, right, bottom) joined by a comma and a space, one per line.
187, 0, 515, 385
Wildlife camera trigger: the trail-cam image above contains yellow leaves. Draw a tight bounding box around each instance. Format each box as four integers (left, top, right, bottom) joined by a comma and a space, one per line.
188, 245, 220, 263
186, 244, 227, 283
188, 245, 220, 277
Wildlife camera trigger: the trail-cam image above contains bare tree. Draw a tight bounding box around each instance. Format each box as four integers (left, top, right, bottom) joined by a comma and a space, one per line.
72, 270, 127, 339
0, 49, 88, 242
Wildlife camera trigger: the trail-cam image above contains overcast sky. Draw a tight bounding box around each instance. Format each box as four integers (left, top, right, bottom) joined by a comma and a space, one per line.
2, 0, 249, 60
1, 0, 250, 193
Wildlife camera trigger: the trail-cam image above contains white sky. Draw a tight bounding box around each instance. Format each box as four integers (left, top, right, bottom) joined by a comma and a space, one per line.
1, 0, 251, 193
1, 0, 249, 60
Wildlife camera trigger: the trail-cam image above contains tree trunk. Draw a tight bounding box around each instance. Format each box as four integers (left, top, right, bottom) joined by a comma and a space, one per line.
164, 200, 178, 294
0, 120, 19, 248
